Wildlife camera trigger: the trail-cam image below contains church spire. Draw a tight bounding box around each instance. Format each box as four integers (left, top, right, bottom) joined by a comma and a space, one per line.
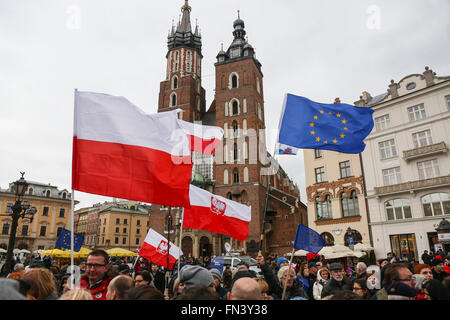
167, 0, 202, 54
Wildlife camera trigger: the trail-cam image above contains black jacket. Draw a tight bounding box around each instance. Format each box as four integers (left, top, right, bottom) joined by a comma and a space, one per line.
320, 276, 352, 299
260, 263, 308, 300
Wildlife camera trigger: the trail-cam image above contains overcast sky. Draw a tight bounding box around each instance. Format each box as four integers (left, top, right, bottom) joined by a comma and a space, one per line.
1, 0, 449, 209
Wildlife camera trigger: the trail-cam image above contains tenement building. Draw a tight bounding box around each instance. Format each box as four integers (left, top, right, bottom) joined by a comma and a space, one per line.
356, 66, 450, 260
149, 1, 307, 259
304, 99, 372, 250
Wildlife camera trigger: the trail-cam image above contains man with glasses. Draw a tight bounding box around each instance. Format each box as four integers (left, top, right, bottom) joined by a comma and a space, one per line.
372, 263, 417, 300
80, 249, 112, 300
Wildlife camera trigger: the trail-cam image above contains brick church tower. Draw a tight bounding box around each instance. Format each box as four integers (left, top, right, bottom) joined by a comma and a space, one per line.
212, 13, 275, 254
158, 0, 206, 122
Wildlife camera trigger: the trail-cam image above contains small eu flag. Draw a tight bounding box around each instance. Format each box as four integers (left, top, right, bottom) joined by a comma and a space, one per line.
277, 93, 374, 154
56, 228, 84, 252
293, 224, 326, 254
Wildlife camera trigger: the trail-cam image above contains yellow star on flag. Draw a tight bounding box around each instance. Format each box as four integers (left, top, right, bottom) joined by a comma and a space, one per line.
333, 139, 338, 143
310, 130, 315, 135
336, 113, 341, 117
316, 137, 321, 142
342, 119, 347, 124
340, 133, 345, 138
310, 122, 314, 127
314, 115, 318, 120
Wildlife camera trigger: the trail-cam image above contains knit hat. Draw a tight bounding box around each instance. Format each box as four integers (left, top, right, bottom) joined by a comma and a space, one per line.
210, 268, 222, 282
277, 257, 289, 269
386, 282, 418, 298
179, 265, 214, 289
0, 279, 27, 300
329, 262, 343, 271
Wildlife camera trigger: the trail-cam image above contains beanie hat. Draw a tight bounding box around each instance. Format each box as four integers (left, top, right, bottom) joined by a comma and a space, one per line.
386, 282, 418, 298
210, 268, 222, 283
277, 257, 289, 269
179, 265, 213, 289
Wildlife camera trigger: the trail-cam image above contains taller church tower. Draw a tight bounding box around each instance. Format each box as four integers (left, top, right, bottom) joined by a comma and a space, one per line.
158, 0, 206, 122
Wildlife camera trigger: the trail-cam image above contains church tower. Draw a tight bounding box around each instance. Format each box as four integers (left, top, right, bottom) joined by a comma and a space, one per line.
158, 0, 206, 122
213, 13, 270, 253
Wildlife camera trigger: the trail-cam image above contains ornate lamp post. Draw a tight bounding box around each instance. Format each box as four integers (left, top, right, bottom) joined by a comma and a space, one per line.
2, 173, 37, 275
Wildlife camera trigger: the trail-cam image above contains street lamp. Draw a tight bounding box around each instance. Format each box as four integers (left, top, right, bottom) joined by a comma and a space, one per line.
1, 173, 37, 275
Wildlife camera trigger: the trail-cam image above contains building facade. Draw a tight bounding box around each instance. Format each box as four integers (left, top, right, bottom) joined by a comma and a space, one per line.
357, 66, 450, 261
149, 1, 307, 259
303, 102, 372, 249
0, 180, 74, 252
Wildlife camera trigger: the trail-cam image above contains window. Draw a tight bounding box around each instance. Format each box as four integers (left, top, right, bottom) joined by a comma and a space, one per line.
136, 238, 140, 245
232, 121, 238, 137
233, 168, 239, 184
446, 95, 450, 110
21, 225, 29, 236
115, 227, 119, 233
115, 237, 119, 244
124, 219, 128, 225
170, 93, 177, 107
45, 190, 51, 197
123, 237, 127, 245
379, 139, 397, 159
339, 161, 351, 178
136, 229, 140, 235
408, 104, 426, 122
123, 228, 127, 233
116, 218, 120, 224
232, 100, 239, 115
412, 129, 432, 148
28, 188, 33, 195
231, 74, 238, 88
315, 195, 332, 220
42, 207, 49, 217
375, 114, 390, 131
422, 193, 450, 217
223, 169, 229, 184
40, 225, 47, 237
233, 143, 238, 161
137, 220, 141, 226
2, 222, 10, 235
417, 159, 440, 180
172, 76, 178, 89
383, 167, 401, 186
385, 199, 412, 221
314, 149, 322, 158
341, 191, 359, 217
315, 167, 326, 183
59, 208, 65, 218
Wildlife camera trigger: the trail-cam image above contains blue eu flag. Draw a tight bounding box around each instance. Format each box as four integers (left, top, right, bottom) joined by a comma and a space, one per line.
293, 224, 326, 254
277, 94, 374, 154
56, 228, 84, 252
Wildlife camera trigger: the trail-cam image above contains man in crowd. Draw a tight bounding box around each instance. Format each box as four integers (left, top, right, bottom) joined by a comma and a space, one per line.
228, 277, 262, 300
430, 257, 446, 282
321, 263, 352, 299
150, 263, 166, 293
372, 263, 417, 300
79, 249, 112, 300
106, 275, 134, 300
354, 262, 368, 280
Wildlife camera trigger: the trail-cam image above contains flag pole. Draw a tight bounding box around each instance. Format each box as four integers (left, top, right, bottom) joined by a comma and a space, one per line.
281, 247, 295, 300
178, 208, 184, 275
70, 189, 75, 289
164, 207, 173, 299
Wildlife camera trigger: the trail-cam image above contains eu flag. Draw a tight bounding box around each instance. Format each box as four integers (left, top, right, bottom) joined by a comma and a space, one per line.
56, 228, 84, 252
293, 224, 326, 254
277, 93, 374, 154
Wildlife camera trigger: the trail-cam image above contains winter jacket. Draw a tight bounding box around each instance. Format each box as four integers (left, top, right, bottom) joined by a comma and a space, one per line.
260, 263, 308, 300
320, 276, 351, 299
80, 275, 113, 300
313, 270, 328, 300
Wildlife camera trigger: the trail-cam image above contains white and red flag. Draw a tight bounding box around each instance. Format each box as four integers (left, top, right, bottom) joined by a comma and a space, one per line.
138, 228, 182, 270
182, 185, 251, 242
72, 91, 192, 207
178, 120, 224, 155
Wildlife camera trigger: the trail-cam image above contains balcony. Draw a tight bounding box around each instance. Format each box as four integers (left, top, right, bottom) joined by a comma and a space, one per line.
403, 141, 448, 161
374, 174, 450, 197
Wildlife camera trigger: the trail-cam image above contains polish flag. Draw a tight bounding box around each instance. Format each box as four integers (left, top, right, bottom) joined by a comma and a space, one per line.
178, 120, 224, 155
138, 228, 182, 270
72, 91, 192, 207
182, 185, 251, 242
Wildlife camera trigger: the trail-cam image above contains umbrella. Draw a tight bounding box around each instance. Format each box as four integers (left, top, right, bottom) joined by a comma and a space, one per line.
40, 249, 65, 257
106, 248, 138, 257
353, 243, 374, 252
56, 247, 92, 258
18, 249, 31, 254
319, 244, 356, 259
293, 250, 309, 257
0, 248, 7, 253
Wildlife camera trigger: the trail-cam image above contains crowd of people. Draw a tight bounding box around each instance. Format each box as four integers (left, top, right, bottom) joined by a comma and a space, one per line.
0, 248, 449, 301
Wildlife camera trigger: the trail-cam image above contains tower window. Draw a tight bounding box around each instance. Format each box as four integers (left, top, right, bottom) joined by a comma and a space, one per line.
171, 93, 177, 107
233, 168, 239, 184
233, 143, 238, 161
232, 121, 238, 137
232, 74, 238, 88
232, 100, 239, 115
172, 76, 178, 89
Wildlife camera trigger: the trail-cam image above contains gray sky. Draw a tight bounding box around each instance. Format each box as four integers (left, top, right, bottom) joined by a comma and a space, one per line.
1, 0, 449, 209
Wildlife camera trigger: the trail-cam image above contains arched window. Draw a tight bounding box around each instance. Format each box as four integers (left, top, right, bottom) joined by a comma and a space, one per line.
231, 74, 238, 88
241, 190, 248, 204
232, 120, 238, 137
233, 168, 239, 184
233, 143, 238, 161
344, 229, 363, 246
316, 195, 332, 220
232, 100, 239, 115
385, 199, 412, 221
421, 193, 450, 216
28, 188, 33, 195
227, 192, 232, 200
321, 232, 335, 246
341, 190, 359, 217
172, 76, 178, 89
45, 190, 51, 197
170, 93, 177, 107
